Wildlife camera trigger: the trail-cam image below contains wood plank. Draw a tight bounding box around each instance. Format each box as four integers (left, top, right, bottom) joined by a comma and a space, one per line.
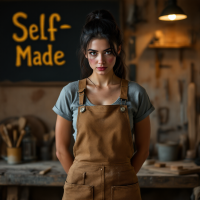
0, 160, 199, 188
7, 186, 18, 200
19, 187, 29, 200
143, 165, 200, 175
138, 169, 199, 188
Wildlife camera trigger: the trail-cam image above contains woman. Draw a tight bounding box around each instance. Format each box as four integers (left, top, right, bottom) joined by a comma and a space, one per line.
52, 9, 155, 200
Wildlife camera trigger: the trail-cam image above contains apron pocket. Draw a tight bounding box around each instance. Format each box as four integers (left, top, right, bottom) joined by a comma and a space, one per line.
67, 170, 85, 185
111, 182, 141, 200
117, 168, 138, 185
63, 181, 94, 200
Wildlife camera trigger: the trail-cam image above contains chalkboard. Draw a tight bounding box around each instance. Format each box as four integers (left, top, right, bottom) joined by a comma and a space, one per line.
0, 0, 121, 84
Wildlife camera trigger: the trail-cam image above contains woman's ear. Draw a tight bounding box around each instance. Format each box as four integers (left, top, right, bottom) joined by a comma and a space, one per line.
117, 45, 121, 55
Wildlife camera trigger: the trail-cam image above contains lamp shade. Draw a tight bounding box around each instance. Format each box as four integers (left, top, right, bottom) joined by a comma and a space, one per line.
159, 0, 187, 21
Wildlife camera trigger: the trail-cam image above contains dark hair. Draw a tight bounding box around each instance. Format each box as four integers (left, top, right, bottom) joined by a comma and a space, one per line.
78, 9, 127, 79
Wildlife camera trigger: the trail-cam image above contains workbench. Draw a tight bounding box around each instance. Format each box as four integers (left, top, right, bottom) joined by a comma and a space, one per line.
0, 160, 199, 188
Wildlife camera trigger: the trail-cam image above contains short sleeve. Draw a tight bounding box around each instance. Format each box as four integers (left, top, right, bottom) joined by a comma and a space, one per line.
134, 88, 155, 123
52, 84, 73, 121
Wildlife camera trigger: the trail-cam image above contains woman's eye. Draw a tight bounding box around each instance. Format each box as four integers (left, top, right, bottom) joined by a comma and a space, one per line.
89, 52, 97, 56
106, 51, 112, 55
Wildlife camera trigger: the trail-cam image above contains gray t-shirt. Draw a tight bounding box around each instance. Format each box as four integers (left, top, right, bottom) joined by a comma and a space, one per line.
52, 80, 155, 141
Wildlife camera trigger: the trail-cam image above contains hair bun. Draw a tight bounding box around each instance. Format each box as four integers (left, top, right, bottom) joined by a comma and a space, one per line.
95, 14, 100, 19
85, 9, 115, 24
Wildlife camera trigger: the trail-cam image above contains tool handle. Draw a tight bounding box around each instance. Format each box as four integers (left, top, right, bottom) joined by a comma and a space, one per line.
0, 130, 9, 146
39, 167, 51, 175
13, 129, 18, 147
3, 126, 12, 148
16, 130, 26, 148
18, 117, 26, 132
6, 124, 12, 130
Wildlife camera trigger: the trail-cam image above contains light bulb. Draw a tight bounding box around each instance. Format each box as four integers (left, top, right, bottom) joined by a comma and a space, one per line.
168, 14, 176, 20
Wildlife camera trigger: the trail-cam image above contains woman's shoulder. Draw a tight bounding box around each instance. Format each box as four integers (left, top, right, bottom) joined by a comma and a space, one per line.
128, 80, 146, 95
63, 80, 79, 94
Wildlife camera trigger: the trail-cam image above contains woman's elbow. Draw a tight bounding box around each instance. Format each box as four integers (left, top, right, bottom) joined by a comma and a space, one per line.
56, 151, 61, 159
56, 146, 69, 159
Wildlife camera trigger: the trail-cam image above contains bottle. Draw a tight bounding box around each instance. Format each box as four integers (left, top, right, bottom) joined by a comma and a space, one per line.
22, 125, 37, 161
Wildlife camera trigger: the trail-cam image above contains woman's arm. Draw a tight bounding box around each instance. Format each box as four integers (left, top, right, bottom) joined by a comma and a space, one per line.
131, 115, 151, 174
55, 115, 74, 174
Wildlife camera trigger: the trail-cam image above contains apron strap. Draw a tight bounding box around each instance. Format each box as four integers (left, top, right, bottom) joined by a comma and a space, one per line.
78, 78, 87, 105
120, 78, 129, 100
78, 78, 129, 105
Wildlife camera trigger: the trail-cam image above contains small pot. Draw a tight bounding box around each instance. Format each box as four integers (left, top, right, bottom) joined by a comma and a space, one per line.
156, 141, 179, 161
7, 147, 22, 164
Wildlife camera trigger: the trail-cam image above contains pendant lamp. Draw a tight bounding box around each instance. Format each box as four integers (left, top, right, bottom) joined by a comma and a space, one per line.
159, 0, 187, 21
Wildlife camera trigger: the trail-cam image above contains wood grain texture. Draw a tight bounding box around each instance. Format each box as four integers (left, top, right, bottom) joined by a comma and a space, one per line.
7, 186, 18, 200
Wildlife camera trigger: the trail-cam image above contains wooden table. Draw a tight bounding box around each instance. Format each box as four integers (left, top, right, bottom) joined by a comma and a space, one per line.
0, 160, 199, 188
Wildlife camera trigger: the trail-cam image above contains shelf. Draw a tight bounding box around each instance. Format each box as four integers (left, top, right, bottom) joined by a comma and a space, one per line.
148, 43, 193, 49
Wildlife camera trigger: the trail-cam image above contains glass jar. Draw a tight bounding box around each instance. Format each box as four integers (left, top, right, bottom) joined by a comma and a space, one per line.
22, 125, 37, 161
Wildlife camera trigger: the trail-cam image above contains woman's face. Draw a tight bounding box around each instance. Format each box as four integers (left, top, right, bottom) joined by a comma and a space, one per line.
85, 38, 121, 75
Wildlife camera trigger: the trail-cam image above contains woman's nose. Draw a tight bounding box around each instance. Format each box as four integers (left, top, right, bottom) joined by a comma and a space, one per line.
98, 54, 105, 64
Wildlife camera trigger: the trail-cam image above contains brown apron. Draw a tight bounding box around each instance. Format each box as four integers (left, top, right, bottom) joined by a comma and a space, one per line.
62, 78, 142, 200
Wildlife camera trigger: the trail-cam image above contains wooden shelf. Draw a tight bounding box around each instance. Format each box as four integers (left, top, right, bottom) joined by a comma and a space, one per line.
148, 43, 193, 49
0, 81, 70, 87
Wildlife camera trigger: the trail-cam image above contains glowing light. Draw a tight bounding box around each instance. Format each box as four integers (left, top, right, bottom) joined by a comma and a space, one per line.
168, 14, 176, 20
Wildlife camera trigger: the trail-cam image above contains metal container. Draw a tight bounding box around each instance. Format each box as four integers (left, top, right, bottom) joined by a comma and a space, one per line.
156, 141, 179, 161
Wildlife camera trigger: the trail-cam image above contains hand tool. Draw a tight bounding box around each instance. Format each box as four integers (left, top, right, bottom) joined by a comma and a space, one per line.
13, 129, 18, 147
3, 125, 12, 148
18, 117, 26, 132
16, 130, 26, 148
142, 159, 155, 166
0, 125, 9, 146
178, 79, 185, 126
6, 124, 12, 130
39, 167, 51, 175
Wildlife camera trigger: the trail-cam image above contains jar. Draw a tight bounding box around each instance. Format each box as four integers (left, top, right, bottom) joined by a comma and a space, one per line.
22, 125, 37, 161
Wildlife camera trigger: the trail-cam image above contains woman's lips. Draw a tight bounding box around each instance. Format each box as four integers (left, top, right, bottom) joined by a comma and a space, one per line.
97, 67, 107, 71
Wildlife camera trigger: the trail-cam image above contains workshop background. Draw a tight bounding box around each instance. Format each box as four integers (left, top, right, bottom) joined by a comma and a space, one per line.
0, 0, 200, 200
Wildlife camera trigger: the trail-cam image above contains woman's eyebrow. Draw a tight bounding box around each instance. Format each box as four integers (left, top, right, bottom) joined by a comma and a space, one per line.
88, 48, 112, 51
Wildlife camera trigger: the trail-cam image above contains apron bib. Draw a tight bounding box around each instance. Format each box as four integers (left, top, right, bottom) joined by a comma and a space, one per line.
62, 78, 142, 200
